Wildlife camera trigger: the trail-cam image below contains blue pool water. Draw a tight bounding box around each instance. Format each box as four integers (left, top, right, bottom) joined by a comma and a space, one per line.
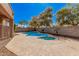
24, 31, 56, 40
24, 31, 48, 37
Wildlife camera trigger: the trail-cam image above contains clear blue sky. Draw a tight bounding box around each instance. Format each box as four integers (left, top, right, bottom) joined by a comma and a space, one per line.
11, 3, 66, 25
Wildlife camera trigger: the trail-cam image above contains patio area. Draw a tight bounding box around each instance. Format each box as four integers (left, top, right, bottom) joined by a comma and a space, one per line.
5, 33, 79, 56
0, 38, 16, 56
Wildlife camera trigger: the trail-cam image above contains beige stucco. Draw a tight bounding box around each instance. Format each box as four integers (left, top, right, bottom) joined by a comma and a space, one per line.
0, 3, 13, 20
0, 3, 14, 40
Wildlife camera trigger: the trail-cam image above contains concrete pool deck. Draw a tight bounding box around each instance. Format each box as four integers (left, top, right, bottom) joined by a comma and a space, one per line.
5, 33, 79, 56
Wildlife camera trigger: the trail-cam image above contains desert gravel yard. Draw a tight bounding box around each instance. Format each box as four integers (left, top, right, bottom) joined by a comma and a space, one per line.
5, 33, 79, 56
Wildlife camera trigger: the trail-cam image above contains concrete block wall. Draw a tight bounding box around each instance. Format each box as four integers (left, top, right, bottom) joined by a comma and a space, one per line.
57, 26, 79, 38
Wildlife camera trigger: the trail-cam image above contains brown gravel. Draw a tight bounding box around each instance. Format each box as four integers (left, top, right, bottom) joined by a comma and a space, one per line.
0, 38, 16, 56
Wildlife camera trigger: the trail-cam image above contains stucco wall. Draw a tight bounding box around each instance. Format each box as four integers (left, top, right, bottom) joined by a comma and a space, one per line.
0, 3, 13, 19
0, 25, 2, 39
1, 4, 13, 17
0, 3, 14, 39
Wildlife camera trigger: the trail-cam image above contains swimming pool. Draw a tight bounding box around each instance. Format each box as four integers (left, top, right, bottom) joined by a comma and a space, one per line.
24, 31, 56, 40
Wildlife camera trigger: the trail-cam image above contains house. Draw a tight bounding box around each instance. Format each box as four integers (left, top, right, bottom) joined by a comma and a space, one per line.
0, 3, 14, 40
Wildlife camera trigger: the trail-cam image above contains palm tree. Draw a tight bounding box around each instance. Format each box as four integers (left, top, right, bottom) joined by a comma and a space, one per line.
19, 20, 28, 28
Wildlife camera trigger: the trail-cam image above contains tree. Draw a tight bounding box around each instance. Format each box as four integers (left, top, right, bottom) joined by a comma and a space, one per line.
38, 7, 53, 28
56, 8, 72, 26
29, 17, 39, 28
66, 4, 79, 25
19, 20, 28, 28
56, 4, 79, 26
29, 7, 53, 28
14, 24, 17, 31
